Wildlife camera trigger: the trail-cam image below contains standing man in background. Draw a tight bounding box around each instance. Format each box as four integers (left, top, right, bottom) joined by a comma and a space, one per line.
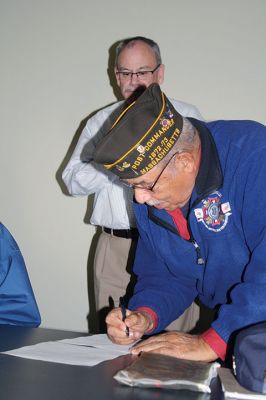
63, 36, 203, 332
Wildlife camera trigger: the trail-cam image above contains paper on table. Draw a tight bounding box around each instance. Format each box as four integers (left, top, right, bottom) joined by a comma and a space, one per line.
59, 334, 129, 351
218, 368, 266, 399
2, 334, 130, 366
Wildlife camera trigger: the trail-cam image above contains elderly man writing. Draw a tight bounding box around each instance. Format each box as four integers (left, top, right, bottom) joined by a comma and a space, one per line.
62, 36, 202, 333
94, 83, 266, 362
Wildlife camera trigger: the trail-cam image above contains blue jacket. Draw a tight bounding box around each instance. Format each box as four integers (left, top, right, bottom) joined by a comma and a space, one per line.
129, 118, 266, 343
0, 223, 41, 326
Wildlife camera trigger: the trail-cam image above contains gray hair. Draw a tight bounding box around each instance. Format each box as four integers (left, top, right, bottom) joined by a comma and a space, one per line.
115, 36, 162, 67
149, 117, 197, 178
174, 118, 198, 153
155, 118, 198, 170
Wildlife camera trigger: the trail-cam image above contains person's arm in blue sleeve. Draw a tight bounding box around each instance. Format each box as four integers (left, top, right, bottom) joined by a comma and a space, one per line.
0, 223, 41, 326
211, 143, 266, 343
128, 229, 198, 333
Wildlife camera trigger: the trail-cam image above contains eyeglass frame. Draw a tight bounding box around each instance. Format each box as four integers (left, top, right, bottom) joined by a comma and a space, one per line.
120, 152, 178, 192
115, 64, 161, 81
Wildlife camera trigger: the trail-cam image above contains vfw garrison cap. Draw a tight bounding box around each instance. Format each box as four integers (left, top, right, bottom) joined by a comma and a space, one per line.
93, 83, 183, 179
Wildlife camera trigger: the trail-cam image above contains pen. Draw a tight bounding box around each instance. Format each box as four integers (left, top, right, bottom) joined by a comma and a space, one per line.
119, 296, 129, 337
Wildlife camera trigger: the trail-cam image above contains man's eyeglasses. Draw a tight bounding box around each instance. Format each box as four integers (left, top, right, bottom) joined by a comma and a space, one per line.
116, 64, 161, 81
120, 153, 177, 192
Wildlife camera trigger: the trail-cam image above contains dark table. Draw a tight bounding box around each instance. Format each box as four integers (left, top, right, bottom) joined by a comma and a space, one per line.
0, 326, 224, 400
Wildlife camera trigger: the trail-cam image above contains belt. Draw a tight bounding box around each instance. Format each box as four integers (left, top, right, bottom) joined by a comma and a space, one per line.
103, 227, 139, 240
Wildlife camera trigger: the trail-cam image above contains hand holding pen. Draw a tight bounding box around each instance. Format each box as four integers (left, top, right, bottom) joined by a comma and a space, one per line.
106, 303, 154, 345
119, 296, 130, 336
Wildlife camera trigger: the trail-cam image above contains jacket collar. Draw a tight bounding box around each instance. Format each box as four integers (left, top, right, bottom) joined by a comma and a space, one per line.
188, 118, 223, 205
147, 118, 223, 226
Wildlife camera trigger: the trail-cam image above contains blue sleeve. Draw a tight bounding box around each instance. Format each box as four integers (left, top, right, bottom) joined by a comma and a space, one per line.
212, 139, 266, 342
128, 219, 197, 333
0, 224, 41, 326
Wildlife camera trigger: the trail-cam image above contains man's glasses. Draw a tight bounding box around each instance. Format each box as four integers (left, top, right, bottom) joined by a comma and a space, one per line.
116, 64, 161, 81
120, 153, 177, 192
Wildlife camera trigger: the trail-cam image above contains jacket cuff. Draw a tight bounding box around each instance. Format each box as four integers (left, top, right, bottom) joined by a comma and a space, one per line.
135, 306, 158, 333
201, 327, 227, 361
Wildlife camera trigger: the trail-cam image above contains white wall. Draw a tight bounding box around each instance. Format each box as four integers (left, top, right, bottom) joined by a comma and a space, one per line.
1, 0, 265, 332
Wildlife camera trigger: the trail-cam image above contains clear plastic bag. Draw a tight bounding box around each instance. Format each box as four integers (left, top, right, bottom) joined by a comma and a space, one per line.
114, 352, 220, 393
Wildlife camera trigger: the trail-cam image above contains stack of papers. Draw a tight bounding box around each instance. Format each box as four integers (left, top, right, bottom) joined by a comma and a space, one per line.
2, 334, 130, 366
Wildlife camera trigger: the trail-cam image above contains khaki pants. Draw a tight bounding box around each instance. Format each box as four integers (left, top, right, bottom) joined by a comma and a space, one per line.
93, 231, 199, 332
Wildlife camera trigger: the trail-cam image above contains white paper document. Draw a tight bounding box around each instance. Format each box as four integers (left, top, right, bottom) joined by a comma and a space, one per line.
2, 334, 130, 366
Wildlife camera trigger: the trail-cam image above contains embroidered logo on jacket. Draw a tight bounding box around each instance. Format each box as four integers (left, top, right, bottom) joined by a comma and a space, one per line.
194, 192, 231, 232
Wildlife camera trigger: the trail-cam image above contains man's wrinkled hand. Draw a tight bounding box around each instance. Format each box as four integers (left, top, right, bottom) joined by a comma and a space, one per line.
106, 308, 153, 345
130, 331, 218, 362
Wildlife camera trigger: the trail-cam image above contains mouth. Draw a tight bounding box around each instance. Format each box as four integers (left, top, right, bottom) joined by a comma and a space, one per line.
153, 200, 171, 210
146, 200, 164, 209
153, 203, 165, 209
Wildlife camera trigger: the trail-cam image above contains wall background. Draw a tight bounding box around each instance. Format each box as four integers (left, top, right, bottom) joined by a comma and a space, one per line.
1, 0, 265, 332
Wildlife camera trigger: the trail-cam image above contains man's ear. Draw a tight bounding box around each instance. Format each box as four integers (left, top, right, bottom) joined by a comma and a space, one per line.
114, 67, 121, 88
174, 152, 195, 173
157, 64, 165, 85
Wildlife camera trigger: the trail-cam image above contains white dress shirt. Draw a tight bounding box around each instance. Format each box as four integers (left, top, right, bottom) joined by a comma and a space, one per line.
62, 99, 203, 229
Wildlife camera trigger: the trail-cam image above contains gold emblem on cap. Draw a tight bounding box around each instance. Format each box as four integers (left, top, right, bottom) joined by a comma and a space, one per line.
136, 145, 145, 154
116, 165, 124, 171
160, 118, 171, 128
116, 161, 131, 171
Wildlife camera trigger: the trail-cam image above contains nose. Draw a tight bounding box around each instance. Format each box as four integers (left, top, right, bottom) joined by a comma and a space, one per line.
134, 187, 153, 204
130, 73, 141, 85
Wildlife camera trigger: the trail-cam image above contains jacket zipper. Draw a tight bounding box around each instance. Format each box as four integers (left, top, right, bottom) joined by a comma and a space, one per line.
191, 238, 205, 265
